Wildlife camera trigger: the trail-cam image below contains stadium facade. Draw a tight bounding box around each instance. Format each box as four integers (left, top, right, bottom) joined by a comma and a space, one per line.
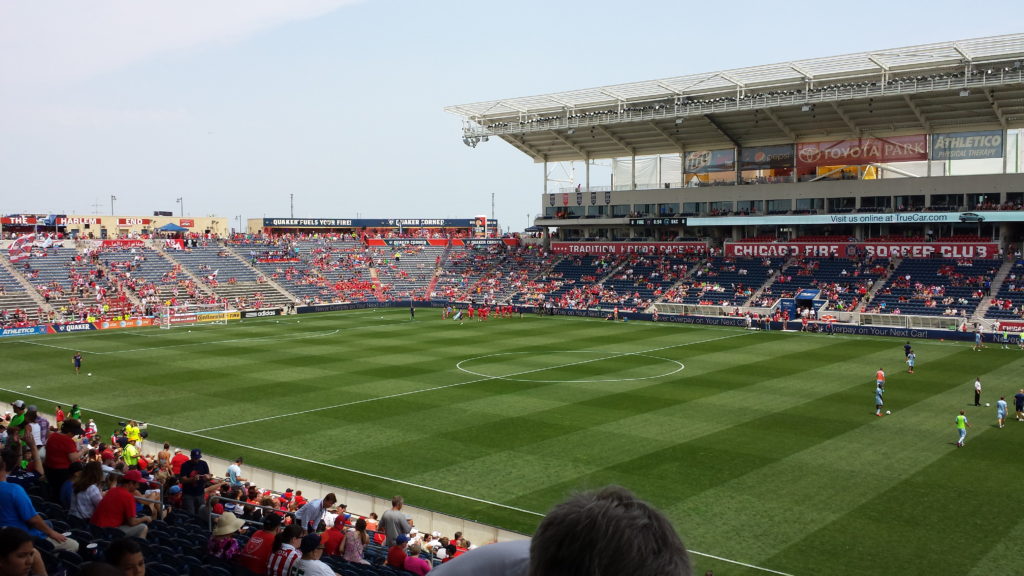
447, 33, 1024, 248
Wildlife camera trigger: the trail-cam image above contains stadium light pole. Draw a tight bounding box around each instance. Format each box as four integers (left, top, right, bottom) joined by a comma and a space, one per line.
176, 197, 183, 217
110, 195, 117, 215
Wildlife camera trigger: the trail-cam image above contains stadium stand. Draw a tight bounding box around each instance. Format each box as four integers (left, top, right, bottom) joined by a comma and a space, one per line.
866, 257, 999, 316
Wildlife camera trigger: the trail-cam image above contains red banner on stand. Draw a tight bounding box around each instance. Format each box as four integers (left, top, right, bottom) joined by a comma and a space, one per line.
725, 241, 998, 259
549, 242, 708, 255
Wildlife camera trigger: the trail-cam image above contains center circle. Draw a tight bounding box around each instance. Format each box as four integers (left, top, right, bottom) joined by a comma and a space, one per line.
456, 350, 684, 383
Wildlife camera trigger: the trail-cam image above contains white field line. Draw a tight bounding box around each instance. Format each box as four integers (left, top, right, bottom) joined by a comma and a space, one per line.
191, 331, 748, 433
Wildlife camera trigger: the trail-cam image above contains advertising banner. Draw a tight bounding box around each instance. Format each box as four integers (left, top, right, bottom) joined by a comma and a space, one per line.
740, 145, 795, 170
549, 242, 708, 255
995, 321, 1024, 333
95, 318, 155, 330
684, 149, 735, 173
725, 241, 998, 259
241, 309, 283, 319
796, 135, 927, 169
196, 311, 241, 323
931, 130, 1004, 160
179, 219, 195, 228
366, 238, 518, 248
50, 323, 97, 333
0, 326, 49, 338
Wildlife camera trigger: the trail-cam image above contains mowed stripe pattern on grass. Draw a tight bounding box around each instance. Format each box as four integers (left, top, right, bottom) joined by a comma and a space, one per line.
4, 311, 1024, 576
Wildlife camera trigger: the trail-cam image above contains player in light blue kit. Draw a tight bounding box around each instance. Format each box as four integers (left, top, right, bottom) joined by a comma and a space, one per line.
996, 396, 1008, 428
875, 383, 885, 417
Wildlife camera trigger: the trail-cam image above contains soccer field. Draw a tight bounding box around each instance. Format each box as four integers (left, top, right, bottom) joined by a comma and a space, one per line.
3, 309, 1023, 575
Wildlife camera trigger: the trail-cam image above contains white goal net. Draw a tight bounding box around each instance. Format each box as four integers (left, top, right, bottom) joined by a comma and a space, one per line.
158, 303, 236, 329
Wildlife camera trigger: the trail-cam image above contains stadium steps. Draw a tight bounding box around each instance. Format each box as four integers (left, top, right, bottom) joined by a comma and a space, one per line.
647, 255, 709, 309
0, 255, 48, 320
152, 247, 218, 300
972, 257, 1015, 320
860, 257, 899, 310
223, 242, 299, 304
744, 256, 793, 306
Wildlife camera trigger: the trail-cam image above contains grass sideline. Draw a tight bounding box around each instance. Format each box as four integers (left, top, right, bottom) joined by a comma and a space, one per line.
3, 309, 1023, 575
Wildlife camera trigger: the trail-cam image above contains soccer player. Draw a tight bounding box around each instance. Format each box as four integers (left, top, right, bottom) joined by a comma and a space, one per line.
875, 368, 886, 388
996, 396, 1008, 428
906, 351, 915, 374
974, 377, 983, 407
973, 330, 983, 351
875, 383, 885, 417
72, 352, 82, 375
1015, 389, 1024, 421
955, 410, 970, 447
904, 341, 912, 358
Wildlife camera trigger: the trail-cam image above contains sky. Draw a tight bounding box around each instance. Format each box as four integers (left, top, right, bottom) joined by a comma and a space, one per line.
1, 1, 1022, 232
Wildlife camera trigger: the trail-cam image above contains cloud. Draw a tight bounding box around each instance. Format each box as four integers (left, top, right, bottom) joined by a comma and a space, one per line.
0, 0, 359, 88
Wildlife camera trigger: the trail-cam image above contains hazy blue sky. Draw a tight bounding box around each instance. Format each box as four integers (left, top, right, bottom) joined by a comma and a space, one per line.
1, 1, 1020, 231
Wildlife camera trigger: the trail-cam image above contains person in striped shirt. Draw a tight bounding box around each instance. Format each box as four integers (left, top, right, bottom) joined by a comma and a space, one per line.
266, 525, 303, 576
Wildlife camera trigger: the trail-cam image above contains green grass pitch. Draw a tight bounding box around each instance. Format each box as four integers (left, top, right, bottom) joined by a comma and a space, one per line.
3, 309, 1023, 575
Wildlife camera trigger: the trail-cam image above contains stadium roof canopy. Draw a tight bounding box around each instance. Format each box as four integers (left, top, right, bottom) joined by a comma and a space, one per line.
445, 34, 1024, 163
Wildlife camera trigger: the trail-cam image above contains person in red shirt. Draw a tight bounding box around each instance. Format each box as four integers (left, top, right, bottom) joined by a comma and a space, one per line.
320, 522, 345, 557
386, 534, 409, 569
43, 419, 84, 501
233, 512, 282, 575
170, 448, 189, 475
91, 470, 153, 539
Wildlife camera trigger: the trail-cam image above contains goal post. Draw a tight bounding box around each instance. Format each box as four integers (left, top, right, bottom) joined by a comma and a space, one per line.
158, 302, 237, 329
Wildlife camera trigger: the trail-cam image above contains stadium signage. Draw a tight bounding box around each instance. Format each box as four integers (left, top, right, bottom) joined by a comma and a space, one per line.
685, 149, 735, 173
2, 216, 40, 225
268, 219, 355, 227
56, 217, 101, 225
381, 239, 429, 246
51, 323, 96, 332
995, 321, 1024, 333
629, 218, 686, 226
0, 326, 48, 337
549, 242, 707, 255
241, 308, 282, 318
262, 218, 495, 229
687, 211, 1024, 226
796, 135, 927, 169
179, 219, 194, 227
930, 130, 1004, 160
725, 242, 998, 258
740, 145, 795, 170
117, 218, 151, 226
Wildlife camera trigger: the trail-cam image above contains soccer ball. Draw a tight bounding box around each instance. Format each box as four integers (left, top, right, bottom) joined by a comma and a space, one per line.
986, 403, 991, 407
87, 373, 92, 376
885, 410, 891, 415
26, 385, 31, 389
